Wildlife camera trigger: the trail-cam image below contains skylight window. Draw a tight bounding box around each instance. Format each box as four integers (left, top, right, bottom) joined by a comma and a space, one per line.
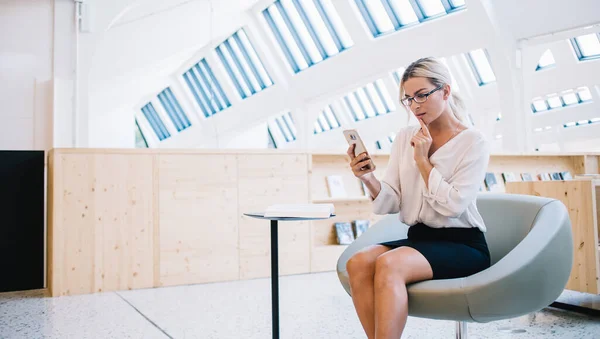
375, 132, 397, 150
570, 33, 600, 60
532, 99, 548, 112
141, 103, 171, 141
536, 49, 556, 70
344, 79, 395, 121
392, 67, 406, 85
564, 117, 600, 128
561, 91, 579, 105
439, 57, 460, 91
314, 105, 341, 134
546, 95, 562, 109
135, 119, 149, 148
157, 87, 191, 132
355, 0, 464, 37
264, 0, 353, 73
466, 49, 496, 85
578, 87, 592, 101
183, 59, 231, 117
531, 86, 594, 113
268, 112, 297, 144
417, 0, 446, 17
215, 29, 273, 99
449, 0, 465, 6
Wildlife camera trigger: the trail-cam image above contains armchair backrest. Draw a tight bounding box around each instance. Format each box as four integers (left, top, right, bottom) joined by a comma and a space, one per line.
476, 193, 555, 265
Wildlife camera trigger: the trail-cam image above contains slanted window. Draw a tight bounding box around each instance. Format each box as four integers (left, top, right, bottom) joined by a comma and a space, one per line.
141, 103, 171, 141
215, 29, 274, 99
392, 67, 405, 85
577, 87, 592, 102
157, 87, 191, 132
182, 59, 231, 117
531, 98, 548, 112
546, 95, 562, 109
439, 57, 460, 91
561, 91, 579, 106
355, 0, 465, 37
536, 49, 556, 70
531, 86, 594, 113
344, 79, 395, 121
570, 33, 600, 61
466, 49, 496, 85
135, 119, 149, 148
314, 105, 341, 134
263, 0, 353, 73
268, 112, 297, 144
564, 117, 600, 128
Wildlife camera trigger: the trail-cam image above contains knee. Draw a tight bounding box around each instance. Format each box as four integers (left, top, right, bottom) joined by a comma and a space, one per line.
347, 251, 375, 280
374, 253, 405, 286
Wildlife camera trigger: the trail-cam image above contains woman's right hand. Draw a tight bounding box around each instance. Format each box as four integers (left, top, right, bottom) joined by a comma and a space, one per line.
347, 144, 376, 178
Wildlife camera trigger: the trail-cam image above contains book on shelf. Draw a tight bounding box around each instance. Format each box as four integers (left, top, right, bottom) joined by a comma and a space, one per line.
263, 203, 335, 218
353, 220, 370, 238
538, 173, 552, 181
484, 172, 499, 191
520, 173, 534, 181
560, 171, 573, 180
326, 175, 347, 198
502, 172, 519, 183
550, 172, 563, 181
335, 222, 354, 245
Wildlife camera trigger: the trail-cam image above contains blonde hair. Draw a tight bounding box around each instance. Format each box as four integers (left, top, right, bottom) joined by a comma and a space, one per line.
400, 57, 466, 123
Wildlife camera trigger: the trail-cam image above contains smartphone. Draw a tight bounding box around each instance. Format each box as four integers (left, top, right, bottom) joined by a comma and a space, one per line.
343, 129, 369, 158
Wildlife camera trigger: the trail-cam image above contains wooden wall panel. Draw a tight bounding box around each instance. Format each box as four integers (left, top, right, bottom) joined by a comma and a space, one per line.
47, 150, 600, 296
92, 154, 155, 293
50, 154, 95, 296
238, 154, 310, 279
49, 153, 154, 296
507, 181, 600, 294
158, 155, 239, 287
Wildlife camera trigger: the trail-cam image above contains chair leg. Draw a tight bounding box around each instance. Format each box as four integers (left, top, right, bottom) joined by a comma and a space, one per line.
455, 321, 467, 339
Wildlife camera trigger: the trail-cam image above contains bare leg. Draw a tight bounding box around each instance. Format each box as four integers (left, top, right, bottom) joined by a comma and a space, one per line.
374, 247, 433, 339
346, 245, 391, 339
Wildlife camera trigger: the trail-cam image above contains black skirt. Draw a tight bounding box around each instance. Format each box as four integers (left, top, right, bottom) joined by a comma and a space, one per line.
379, 223, 491, 280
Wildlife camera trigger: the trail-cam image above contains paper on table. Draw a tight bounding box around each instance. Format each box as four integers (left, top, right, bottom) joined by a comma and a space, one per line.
263, 203, 335, 218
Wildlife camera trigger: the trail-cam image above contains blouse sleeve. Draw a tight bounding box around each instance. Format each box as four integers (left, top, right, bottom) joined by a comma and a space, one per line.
423, 135, 490, 217
371, 132, 402, 215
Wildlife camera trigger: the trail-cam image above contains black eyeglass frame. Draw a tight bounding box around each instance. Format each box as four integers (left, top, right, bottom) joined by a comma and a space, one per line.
401, 85, 444, 106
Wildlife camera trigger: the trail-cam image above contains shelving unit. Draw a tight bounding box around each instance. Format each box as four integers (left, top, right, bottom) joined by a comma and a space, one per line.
308, 153, 390, 272
47, 148, 600, 296
307, 151, 600, 275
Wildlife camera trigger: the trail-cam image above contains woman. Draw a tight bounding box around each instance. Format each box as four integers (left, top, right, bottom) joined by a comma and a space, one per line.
345, 57, 491, 339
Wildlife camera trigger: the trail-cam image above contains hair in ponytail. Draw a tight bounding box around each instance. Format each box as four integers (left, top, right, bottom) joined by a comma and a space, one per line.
400, 57, 467, 124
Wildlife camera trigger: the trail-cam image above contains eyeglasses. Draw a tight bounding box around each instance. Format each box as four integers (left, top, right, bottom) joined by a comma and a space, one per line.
401, 85, 443, 106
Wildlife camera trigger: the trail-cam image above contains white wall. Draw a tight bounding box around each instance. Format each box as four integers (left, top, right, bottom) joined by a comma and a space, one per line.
0, 0, 54, 150
2, 0, 599, 152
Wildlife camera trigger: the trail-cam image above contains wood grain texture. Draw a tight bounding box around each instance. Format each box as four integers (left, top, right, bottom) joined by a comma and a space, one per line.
158, 154, 239, 287
47, 149, 600, 296
506, 181, 600, 294
238, 154, 310, 279
48, 153, 154, 296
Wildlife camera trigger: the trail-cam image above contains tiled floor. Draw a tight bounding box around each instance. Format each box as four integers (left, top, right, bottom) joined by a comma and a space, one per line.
1, 272, 599, 339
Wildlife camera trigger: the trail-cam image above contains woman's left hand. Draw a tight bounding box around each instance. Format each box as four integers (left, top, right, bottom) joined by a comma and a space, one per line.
411, 119, 433, 164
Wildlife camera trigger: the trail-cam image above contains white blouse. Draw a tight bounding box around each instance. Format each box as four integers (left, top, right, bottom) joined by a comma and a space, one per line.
371, 125, 491, 232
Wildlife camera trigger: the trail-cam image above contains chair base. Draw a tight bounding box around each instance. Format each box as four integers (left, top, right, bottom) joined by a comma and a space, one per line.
455, 321, 467, 339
